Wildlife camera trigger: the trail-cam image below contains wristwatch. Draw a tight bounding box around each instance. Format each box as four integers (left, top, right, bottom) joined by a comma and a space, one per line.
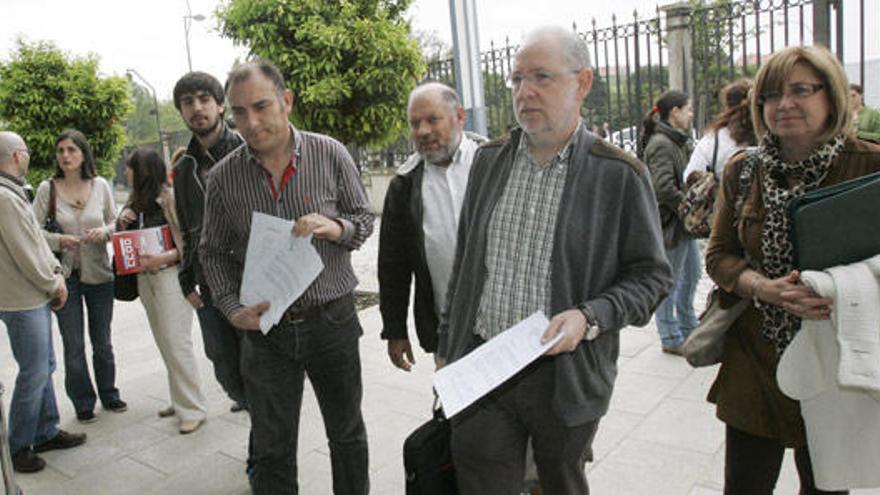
577, 302, 601, 341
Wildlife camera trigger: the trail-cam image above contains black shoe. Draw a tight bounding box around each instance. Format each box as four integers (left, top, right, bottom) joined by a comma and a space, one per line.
33, 430, 87, 453
12, 449, 46, 473
76, 411, 97, 423
104, 399, 128, 413
230, 402, 247, 413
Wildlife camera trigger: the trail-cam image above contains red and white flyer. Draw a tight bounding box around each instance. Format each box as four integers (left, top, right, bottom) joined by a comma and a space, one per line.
111, 225, 174, 275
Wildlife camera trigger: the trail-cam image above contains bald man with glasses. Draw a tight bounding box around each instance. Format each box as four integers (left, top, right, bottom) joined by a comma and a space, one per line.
0, 131, 86, 474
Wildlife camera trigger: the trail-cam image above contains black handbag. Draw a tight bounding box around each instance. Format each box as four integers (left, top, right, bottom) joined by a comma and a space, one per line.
44, 179, 64, 260
403, 400, 458, 495
112, 213, 140, 302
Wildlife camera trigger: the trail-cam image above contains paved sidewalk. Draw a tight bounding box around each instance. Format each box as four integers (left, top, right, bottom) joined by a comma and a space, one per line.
2, 228, 879, 494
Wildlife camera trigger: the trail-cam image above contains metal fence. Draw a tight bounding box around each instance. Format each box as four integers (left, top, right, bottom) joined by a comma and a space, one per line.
690, 0, 876, 132
367, 0, 878, 167
423, 10, 671, 153
690, 0, 814, 131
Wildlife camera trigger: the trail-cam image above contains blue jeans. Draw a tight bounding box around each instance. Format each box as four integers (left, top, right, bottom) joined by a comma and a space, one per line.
242, 294, 368, 495
196, 289, 245, 405
1, 305, 60, 454
655, 238, 701, 347
53, 272, 119, 413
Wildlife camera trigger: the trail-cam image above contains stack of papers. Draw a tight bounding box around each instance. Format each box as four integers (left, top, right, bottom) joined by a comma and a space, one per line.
240, 212, 324, 334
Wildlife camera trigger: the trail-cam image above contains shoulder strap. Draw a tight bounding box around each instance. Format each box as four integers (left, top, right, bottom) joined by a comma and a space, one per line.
732, 150, 759, 220
709, 132, 720, 173
48, 179, 57, 221
0, 181, 28, 203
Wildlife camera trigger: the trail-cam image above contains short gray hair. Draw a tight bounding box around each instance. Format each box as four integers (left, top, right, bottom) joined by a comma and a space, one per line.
225, 60, 287, 98
0, 131, 24, 164
408, 82, 461, 114
521, 26, 592, 72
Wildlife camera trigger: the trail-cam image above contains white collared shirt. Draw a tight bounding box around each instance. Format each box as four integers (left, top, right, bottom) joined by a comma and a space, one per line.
421, 136, 479, 314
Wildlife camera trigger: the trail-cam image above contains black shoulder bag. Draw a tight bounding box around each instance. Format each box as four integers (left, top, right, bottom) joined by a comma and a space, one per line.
44, 180, 64, 261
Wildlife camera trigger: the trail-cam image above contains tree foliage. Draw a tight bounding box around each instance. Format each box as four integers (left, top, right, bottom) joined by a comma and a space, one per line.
0, 39, 133, 184
217, 0, 426, 147
125, 82, 188, 145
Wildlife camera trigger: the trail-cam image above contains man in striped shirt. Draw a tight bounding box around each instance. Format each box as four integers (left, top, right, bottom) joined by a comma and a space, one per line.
200, 61, 374, 494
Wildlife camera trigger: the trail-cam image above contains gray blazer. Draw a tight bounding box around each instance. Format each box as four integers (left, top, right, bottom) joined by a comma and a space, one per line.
438, 125, 673, 426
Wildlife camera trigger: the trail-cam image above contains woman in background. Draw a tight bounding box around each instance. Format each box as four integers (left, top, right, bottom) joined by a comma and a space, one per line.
119, 148, 206, 434
684, 78, 757, 182
34, 129, 126, 423
640, 90, 697, 354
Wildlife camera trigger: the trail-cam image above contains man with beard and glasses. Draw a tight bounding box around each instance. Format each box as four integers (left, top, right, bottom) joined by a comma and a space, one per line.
171, 72, 247, 414
378, 82, 485, 370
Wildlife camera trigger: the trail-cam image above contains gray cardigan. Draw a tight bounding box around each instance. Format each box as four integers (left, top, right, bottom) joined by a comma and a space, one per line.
438, 126, 673, 426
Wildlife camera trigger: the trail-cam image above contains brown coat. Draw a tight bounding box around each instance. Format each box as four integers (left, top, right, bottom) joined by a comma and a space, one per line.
705, 137, 880, 446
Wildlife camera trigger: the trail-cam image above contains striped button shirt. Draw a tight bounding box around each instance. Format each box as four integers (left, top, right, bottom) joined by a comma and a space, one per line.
474, 123, 581, 340
200, 126, 374, 318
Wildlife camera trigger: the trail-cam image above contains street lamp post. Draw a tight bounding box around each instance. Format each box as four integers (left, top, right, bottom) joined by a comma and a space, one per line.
126, 68, 168, 162
183, 0, 206, 72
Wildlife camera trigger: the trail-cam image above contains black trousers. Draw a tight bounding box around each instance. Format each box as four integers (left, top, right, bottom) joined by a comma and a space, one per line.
451, 358, 599, 495
725, 425, 848, 495
242, 294, 368, 495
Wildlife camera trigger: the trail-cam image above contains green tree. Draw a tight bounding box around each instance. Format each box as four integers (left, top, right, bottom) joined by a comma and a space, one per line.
217, 0, 425, 147
0, 39, 133, 184
125, 82, 188, 145
689, 0, 758, 130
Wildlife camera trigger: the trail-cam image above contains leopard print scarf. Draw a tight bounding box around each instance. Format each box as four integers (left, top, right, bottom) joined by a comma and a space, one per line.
758, 133, 846, 354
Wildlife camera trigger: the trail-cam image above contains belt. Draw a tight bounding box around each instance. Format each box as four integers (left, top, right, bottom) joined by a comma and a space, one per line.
283, 300, 330, 325
282, 294, 352, 326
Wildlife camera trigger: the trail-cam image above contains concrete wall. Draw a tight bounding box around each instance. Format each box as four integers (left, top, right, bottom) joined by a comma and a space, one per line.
362, 168, 395, 216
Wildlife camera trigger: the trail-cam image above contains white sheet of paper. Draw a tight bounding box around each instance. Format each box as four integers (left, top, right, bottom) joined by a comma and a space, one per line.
432, 311, 563, 418
240, 212, 325, 334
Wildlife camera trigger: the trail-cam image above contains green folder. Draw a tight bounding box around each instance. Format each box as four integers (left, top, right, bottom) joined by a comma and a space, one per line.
789, 171, 880, 271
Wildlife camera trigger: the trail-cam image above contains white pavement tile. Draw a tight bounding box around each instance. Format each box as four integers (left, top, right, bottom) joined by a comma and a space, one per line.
131, 417, 249, 475
630, 398, 724, 455
588, 438, 714, 495
65, 457, 166, 495
609, 369, 681, 415
670, 365, 720, 403
147, 452, 251, 495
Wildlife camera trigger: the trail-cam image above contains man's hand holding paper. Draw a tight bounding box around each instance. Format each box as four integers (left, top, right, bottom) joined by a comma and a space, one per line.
240, 212, 325, 334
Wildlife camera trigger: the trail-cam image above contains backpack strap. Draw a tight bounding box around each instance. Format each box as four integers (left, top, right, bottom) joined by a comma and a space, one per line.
709, 131, 720, 174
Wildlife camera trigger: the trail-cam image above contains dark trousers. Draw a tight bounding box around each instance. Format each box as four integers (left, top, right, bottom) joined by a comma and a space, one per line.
53, 272, 119, 414
195, 289, 246, 405
451, 358, 599, 495
725, 425, 849, 495
242, 294, 369, 495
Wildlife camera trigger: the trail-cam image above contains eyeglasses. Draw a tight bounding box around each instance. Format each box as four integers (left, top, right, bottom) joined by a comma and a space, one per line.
758, 83, 824, 105
506, 69, 581, 91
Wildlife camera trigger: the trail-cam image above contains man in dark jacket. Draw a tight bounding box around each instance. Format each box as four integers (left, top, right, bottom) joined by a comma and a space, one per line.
437, 27, 672, 494
171, 72, 246, 411
378, 82, 485, 370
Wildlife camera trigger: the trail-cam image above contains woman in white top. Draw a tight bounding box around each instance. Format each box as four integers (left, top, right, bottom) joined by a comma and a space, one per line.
118, 148, 206, 434
33, 129, 127, 423
684, 79, 757, 182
